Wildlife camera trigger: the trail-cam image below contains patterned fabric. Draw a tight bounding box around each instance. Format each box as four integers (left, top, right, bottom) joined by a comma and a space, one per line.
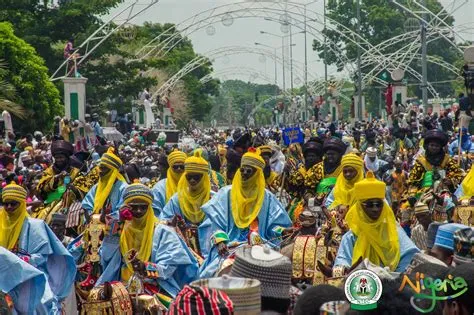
304, 162, 342, 193
408, 155, 464, 191
123, 182, 153, 204
410, 223, 428, 251
2, 182, 27, 202
168, 285, 234, 315
230, 246, 292, 299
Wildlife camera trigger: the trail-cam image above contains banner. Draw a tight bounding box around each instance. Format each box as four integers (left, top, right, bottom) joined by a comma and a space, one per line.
282, 127, 304, 146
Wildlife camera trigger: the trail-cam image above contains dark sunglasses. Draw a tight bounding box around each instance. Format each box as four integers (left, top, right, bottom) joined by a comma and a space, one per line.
240, 167, 255, 175
128, 204, 148, 211
3, 201, 19, 208
362, 200, 384, 208
186, 174, 203, 182
172, 164, 185, 171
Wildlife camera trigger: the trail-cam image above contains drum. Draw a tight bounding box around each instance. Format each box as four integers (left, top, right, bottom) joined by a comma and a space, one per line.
192, 276, 261, 315
81, 281, 133, 315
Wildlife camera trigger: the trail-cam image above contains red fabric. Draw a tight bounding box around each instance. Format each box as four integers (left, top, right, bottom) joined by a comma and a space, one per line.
385, 84, 393, 115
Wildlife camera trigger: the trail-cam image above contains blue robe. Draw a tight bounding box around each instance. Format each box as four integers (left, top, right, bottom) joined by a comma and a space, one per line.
151, 178, 167, 217
334, 225, 420, 273
159, 191, 216, 258
82, 180, 127, 218
96, 223, 199, 297
0, 247, 51, 314
16, 218, 77, 313
198, 186, 292, 278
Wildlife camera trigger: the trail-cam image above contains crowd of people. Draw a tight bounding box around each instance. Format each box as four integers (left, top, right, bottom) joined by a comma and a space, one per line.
0, 100, 474, 315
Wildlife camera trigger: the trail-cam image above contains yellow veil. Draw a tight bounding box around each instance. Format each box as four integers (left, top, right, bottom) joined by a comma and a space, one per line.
0, 182, 28, 250
93, 148, 126, 214
119, 184, 157, 281
330, 153, 364, 209
460, 166, 474, 200
165, 150, 187, 202
230, 148, 266, 229
177, 151, 211, 224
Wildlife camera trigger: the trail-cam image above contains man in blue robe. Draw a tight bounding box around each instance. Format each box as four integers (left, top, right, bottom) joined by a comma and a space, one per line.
160, 151, 215, 259
151, 150, 187, 216
0, 246, 50, 314
96, 183, 199, 299
81, 147, 127, 219
0, 182, 76, 313
199, 148, 292, 278
334, 172, 419, 273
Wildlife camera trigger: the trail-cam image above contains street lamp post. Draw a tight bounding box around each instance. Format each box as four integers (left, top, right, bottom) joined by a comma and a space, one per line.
254, 42, 278, 97
356, 0, 363, 120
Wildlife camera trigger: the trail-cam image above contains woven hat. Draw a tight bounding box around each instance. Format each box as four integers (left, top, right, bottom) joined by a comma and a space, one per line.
51, 140, 74, 157
434, 223, 468, 250
322, 137, 347, 154
258, 145, 272, 156
191, 276, 261, 315
366, 147, 377, 158
168, 285, 234, 315
167, 150, 187, 167
2, 182, 27, 203
341, 153, 363, 169
453, 227, 474, 265
100, 147, 123, 171
353, 172, 386, 201
427, 222, 444, 249
123, 183, 153, 205
414, 202, 430, 214
241, 148, 265, 170
230, 245, 292, 300
185, 150, 209, 174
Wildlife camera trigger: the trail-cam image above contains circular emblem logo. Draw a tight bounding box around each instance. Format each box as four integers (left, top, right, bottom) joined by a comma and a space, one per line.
344, 269, 382, 310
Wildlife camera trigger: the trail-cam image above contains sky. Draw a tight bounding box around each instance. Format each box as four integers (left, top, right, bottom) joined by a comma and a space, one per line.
109, 0, 474, 88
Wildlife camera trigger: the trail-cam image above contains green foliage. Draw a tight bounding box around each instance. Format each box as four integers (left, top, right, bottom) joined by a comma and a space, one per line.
314, 0, 463, 114
210, 79, 279, 125
130, 22, 220, 121
0, 22, 61, 131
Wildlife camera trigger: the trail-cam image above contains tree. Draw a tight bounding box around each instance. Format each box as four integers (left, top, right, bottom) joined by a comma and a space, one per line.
0, 22, 61, 131
0, 61, 27, 119
314, 0, 462, 113
126, 22, 220, 122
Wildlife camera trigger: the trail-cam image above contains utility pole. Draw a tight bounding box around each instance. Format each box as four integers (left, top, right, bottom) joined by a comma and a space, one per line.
274, 47, 278, 98
282, 36, 286, 92
421, 0, 428, 109
323, 0, 327, 88
304, 5, 308, 121
356, 0, 363, 120
290, 24, 294, 93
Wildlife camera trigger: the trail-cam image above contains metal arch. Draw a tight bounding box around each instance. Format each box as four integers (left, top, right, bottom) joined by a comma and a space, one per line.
50, 0, 159, 81
200, 66, 275, 85
129, 3, 358, 77
152, 46, 311, 100
131, 2, 376, 66
131, 1, 436, 96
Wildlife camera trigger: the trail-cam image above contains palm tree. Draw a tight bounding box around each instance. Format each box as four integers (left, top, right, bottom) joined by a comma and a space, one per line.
0, 60, 27, 119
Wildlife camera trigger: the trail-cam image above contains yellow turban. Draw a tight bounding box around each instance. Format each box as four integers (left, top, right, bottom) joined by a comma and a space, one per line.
231, 148, 266, 228
0, 182, 28, 250
177, 151, 211, 224
165, 150, 187, 202
94, 147, 126, 214
241, 148, 265, 170
353, 171, 386, 201
345, 172, 400, 271
330, 154, 364, 208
